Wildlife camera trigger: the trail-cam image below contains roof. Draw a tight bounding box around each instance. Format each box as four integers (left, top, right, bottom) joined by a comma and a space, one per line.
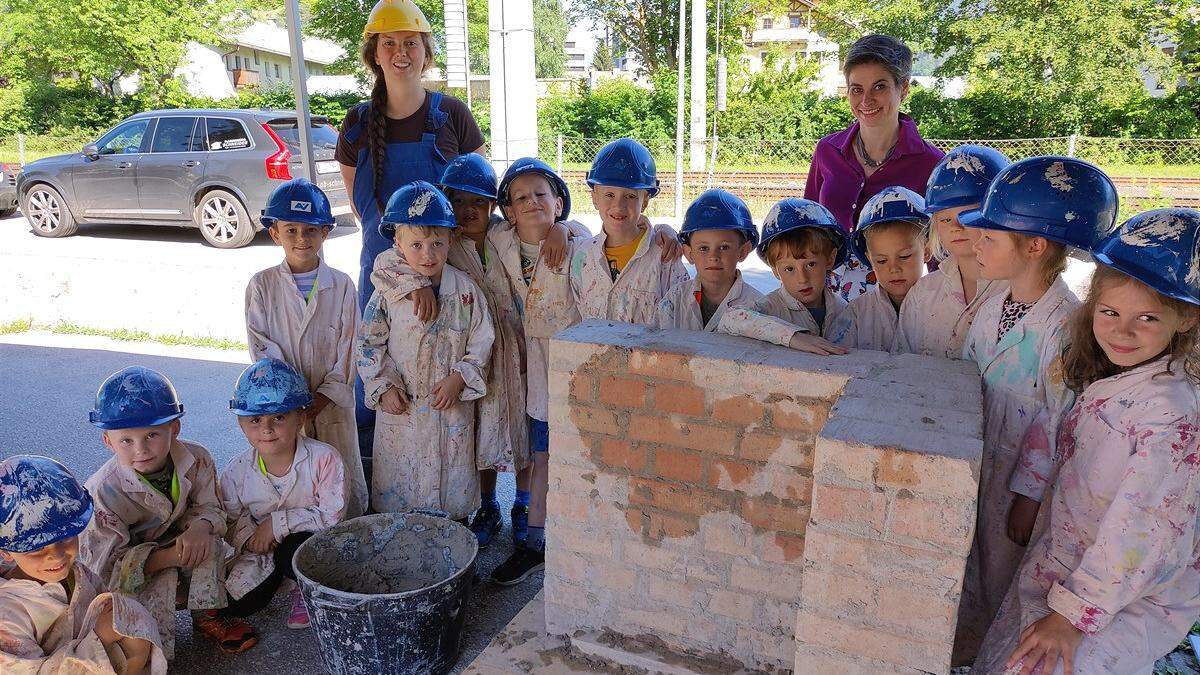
227, 21, 345, 66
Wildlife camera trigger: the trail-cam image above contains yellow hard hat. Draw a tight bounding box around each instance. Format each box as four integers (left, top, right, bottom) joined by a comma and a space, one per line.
363, 0, 432, 38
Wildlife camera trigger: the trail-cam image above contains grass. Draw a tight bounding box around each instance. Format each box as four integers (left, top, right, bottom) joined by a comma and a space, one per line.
0, 319, 247, 351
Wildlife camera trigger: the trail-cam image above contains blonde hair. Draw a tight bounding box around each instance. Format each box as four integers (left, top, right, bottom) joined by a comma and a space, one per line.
863, 220, 928, 252
1062, 265, 1200, 391
394, 224, 447, 238
1012, 234, 1068, 287
764, 228, 840, 267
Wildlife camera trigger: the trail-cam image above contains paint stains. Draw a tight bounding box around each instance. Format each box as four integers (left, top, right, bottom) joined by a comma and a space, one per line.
943, 151, 986, 175
407, 189, 434, 218
1044, 161, 1074, 192
1119, 210, 1187, 247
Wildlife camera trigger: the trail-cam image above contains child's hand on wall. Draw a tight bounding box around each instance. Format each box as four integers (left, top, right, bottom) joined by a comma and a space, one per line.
1007, 611, 1083, 675
247, 519, 277, 555
650, 218, 683, 262
543, 221, 570, 269
410, 286, 439, 323
380, 387, 409, 415
176, 521, 214, 569
788, 332, 849, 355
430, 372, 466, 410
1007, 494, 1040, 546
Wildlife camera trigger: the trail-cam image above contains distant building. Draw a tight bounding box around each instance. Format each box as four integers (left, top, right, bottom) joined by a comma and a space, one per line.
176, 21, 347, 98
741, 1, 843, 95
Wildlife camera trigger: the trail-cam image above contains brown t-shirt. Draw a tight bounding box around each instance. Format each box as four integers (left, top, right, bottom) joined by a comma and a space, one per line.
335, 91, 484, 166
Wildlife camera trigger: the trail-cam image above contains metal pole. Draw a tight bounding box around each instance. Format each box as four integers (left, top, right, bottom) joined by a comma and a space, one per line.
18, 133, 25, 166
688, 0, 706, 171
556, 134, 563, 173
674, 0, 686, 220
1067, 133, 1077, 158
285, 0, 316, 181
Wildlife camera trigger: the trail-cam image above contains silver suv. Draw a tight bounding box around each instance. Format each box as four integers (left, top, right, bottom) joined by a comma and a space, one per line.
17, 109, 348, 248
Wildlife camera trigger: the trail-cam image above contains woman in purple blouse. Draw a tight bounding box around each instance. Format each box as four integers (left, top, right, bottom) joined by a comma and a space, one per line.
804, 35, 944, 300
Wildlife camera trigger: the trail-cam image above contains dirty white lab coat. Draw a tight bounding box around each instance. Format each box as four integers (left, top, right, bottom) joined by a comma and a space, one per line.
218, 436, 345, 599
717, 287, 848, 347
894, 257, 1009, 359
357, 257, 494, 520
825, 283, 900, 351
657, 272, 766, 333
973, 358, 1200, 674
570, 223, 690, 325
245, 258, 367, 519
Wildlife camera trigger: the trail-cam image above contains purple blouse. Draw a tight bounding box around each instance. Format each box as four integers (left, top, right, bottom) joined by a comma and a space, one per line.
803, 113, 944, 233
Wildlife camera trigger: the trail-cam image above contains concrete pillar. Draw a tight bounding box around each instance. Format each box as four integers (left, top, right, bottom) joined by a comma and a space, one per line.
488, 0, 538, 172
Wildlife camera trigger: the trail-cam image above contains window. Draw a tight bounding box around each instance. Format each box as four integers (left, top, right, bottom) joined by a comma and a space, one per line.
790, 15, 802, 28
254, 51, 260, 65
97, 120, 150, 155
150, 117, 199, 153
761, 51, 768, 62
267, 119, 340, 150
565, 41, 576, 48
234, 55, 242, 70
763, 18, 773, 29
274, 63, 281, 78
205, 118, 251, 151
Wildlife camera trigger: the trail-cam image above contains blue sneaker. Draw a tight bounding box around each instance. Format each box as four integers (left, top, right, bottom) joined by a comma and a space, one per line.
470, 505, 502, 548
510, 503, 529, 545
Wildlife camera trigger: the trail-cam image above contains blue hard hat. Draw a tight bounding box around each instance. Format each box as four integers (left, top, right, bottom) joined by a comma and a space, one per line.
680, 189, 758, 247
379, 180, 457, 239
757, 198, 850, 267
852, 186, 929, 267
586, 138, 660, 197
261, 178, 335, 228
439, 153, 498, 201
1092, 208, 1200, 306
89, 366, 185, 430
925, 145, 1012, 214
230, 358, 313, 416
497, 157, 572, 222
0, 455, 94, 553
958, 156, 1119, 250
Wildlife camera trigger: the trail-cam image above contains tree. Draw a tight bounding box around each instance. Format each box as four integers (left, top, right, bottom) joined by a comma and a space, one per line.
533, 0, 570, 78
593, 40, 615, 72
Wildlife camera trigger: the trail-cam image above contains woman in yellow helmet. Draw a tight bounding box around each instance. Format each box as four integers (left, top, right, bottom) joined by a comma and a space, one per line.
336, 0, 484, 466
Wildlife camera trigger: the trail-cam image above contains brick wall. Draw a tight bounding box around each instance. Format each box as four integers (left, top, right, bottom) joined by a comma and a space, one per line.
544, 321, 983, 673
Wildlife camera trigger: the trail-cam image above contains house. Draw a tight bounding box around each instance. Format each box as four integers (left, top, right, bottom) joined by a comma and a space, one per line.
741, 1, 843, 95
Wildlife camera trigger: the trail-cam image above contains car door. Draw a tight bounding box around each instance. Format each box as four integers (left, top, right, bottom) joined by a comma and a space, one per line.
68, 118, 150, 218
135, 115, 204, 220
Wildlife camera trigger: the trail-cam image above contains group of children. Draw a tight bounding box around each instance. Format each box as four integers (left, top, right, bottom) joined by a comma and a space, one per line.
1, 137, 1197, 674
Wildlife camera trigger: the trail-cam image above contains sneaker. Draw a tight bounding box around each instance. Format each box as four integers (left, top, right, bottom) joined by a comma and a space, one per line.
491, 545, 545, 586
194, 610, 258, 653
470, 505, 503, 548
510, 503, 529, 545
287, 587, 310, 629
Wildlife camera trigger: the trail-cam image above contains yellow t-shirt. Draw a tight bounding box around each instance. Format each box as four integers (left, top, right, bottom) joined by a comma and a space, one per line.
603, 229, 647, 281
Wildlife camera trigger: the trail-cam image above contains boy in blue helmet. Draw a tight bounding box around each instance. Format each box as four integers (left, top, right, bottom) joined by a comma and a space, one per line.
357, 181, 495, 523
219, 358, 346, 632
79, 367, 253, 656
246, 177, 368, 521
657, 189, 766, 331
1, 455, 165, 674
826, 186, 930, 351
571, 137, 688, 325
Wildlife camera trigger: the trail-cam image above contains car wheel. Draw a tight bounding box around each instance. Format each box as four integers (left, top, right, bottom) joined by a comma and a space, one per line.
194, 189, 256, 249
23, 184, 78, 237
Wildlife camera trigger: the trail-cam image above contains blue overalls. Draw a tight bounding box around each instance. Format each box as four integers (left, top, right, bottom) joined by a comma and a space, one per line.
343, 92, 450, 445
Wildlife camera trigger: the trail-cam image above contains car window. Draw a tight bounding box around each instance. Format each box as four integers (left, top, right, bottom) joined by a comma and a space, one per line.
97, 120, 150, 155
205, 118, 251, 151
267, 119, 339, 149
150, 117, 199, 153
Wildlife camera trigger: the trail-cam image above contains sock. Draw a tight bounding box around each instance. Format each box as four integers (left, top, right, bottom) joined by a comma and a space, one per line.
526, 526, 545, 552
482, 489, 498, 509
515, 490, 531, 508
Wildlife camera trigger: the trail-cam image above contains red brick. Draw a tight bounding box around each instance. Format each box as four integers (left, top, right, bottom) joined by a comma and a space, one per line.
799, 568, 877, 617
653, 447, 705, 483
801, 527, 964, 594
571, 406, 622, 436
598, 376, 648, 409
763, 531, 806, 563
597, 438, 648, 473
712, 394, 765, 425
889, 493, 973, 552
876, 585, 958, 638
740, 432, 813, 467
767, 396, 830, 433
708, 459, 759, 488
702, 520, 750, 556
646, 511, 698, 540
628, 351, 694, 381
812, 484, 887, 534
653, 382, 706, 416
628, 478, 730, 517
628, 414, 737, 455
708, 589, 754, 621
796, 611, 947, 671
771, 469, 814, 503
569, 372, 595, 402
741, 499, 808, 532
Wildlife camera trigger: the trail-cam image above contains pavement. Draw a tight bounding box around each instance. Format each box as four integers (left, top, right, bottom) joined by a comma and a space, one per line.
0, 331, 540, 674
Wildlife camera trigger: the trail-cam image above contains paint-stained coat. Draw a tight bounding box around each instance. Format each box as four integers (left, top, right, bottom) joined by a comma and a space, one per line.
658, 272, 766, 332
718, 287, 848, 346
894, 257, 1009, 359
826, 283, 900, 351
218, 436, 345, 599
570, 223, 690, 325
245, 259, 368, 518
357, 258, 494, 519
371, 237, 529, 472
79, 440, 228, 659
972, 358, 1200, 674
955, 278, 1079, 661
0, 560, 167, 674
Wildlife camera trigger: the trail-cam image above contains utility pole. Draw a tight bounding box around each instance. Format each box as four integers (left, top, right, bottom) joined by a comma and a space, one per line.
688, 0, 706, 171
674, 0, 687, 218
284, 0, 316, 181
488, 0, 537, 172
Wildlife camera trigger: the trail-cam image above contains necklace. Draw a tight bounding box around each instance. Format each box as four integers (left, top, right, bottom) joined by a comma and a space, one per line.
856, 132, 897, 169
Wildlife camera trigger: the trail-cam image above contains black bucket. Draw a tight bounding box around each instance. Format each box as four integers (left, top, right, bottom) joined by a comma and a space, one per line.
293, 512, 478, 674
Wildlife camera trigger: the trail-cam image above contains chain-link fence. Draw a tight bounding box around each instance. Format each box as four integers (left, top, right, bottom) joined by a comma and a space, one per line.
0, 132, 96, 165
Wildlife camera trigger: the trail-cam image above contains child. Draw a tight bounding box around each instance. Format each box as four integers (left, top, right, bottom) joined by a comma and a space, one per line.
826, 186, 929, 351
896, 145, 1011, 359
486, 158, 590, 585
972, 208, 1200, 674
245, 177, 368, 520
571, 137, 689, 324
79, 367, 252, 657
357, 180, 495, 522
717, 197, 851, 355
1, 455, 165, 674
953, 156, 1118, 663
219, 358, 346, 632
657, 189, 765, 331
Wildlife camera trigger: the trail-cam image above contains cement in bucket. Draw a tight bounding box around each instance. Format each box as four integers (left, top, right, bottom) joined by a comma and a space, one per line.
293, 512, 478, 674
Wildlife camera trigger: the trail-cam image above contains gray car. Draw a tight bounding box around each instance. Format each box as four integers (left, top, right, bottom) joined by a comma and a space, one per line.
17, 108, 348, 248
0, 162, 17, 217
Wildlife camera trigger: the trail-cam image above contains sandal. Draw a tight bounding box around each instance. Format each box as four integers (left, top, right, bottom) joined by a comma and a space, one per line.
194, 610, 258, 653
